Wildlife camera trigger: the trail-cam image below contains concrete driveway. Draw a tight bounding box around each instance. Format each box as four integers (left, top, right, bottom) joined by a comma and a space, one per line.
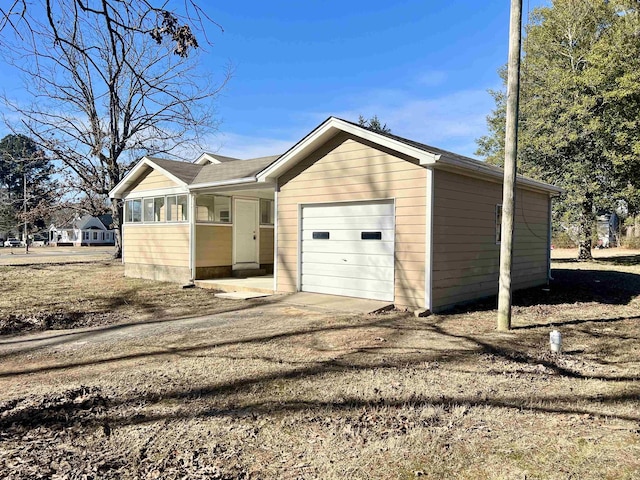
0, 295, 387, 365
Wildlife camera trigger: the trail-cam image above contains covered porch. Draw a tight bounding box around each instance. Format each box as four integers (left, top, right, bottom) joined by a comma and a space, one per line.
192, 184, 275, 281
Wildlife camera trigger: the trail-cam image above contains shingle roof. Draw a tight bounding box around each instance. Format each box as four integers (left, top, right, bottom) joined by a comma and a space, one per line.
336, 117, 553, 189
206, 153, 242, 163
74, 214, 114, 230
338, 117, 483, 166
191, 155, 281, 185
97, 214, 114, 229
141, 154, 281, 188
146, 157, 203, 184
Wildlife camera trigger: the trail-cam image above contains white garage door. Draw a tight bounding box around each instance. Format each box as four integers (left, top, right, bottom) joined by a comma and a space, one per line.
301, 200, 395, 301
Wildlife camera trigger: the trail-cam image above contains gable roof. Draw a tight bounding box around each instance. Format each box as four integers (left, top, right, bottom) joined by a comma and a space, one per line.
257, 117, 563, 195
54, 214, 115, 231
145, 157, 203, 184
109, 154, 281, 199
189, 155, 280, 189
97, 214, 114, 229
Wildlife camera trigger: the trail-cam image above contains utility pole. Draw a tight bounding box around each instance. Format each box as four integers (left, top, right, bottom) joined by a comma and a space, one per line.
497, 0, 523, 331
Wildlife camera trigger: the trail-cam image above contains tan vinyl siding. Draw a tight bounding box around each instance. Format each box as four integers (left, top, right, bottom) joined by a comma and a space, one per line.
260, 227, 274, 264
195, 225, 232, 267
130, 168, 179, 192
431, 170, 549, 310
277, 133, 426, 309
123, 224, 189, 267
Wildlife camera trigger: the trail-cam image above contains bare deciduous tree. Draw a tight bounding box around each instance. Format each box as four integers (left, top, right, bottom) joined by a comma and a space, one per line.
0, 0, 220, 57
1, 1, 229, 257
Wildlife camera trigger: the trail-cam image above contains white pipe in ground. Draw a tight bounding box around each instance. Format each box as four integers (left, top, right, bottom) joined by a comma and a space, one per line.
550, 330, 562, 353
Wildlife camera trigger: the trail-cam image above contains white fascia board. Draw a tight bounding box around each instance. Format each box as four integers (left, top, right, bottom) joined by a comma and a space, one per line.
109, 157, 188, 199
194, 153, 222, 165
256, 117, 434, 182
430, 158, 563, 196
188, 176, 258, 191
122, 185, 189, 199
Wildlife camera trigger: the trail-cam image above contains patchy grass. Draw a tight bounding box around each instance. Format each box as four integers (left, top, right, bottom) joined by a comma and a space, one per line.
0, 245, 114, 266
0, 252, 639, 479
0, 260, 240, 335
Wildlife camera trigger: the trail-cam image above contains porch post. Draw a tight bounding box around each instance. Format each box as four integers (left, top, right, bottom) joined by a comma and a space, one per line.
189, 192, 196, 283
273, 178, 279, 293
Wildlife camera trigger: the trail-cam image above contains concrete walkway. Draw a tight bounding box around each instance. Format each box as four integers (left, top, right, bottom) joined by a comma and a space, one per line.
280, 292, 393, 314
194, 276, 394, 314
195, 275, 274, 294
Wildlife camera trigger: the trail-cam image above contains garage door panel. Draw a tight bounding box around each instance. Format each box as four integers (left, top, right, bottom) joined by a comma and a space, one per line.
302, 229, 394, 242
300, 284, 393, 301
301, 200, 395, 302
302, 252, 395, 268
302, 216, 394, 230
302, 274, 394, 297
302, 240, 394, 255
302, 202, 394, 218
302, 263, 394, 281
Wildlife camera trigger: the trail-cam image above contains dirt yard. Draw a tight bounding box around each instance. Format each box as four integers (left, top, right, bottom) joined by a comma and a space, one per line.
0, 249, 639, 479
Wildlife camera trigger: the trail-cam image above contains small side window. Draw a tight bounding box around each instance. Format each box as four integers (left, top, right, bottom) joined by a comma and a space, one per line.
260, 199, 274, 225
130, 199, 142, 223
312, 232, 330, 240
361, 232, 382, 240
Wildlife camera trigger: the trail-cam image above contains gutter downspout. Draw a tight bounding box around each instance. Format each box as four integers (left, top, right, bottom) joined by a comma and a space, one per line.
424, 168, 434, 313
273, 178, 279, 293
189, 192, 196, 284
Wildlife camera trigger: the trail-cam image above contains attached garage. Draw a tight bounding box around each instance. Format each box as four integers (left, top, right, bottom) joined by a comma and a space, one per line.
300, 200, 395, 301
258, 117, 562, 313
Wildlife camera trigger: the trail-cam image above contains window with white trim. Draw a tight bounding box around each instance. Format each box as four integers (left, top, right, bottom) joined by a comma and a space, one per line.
125, 199, 142, 223
196, 195, 231, 223
125, 195, 188, 223
260, 199, 274, 225
143, 198, 154, 222
167, 195, 189, 222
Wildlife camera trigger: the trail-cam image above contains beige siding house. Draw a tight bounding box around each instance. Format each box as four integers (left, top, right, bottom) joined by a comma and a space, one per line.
110, 117, 560, 312
257, 117, 560, 312
110, 154, 277, 284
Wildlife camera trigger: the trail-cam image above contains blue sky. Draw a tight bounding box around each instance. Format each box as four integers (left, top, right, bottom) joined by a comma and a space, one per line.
0, 1, 549, 161
198, 0, 549, 159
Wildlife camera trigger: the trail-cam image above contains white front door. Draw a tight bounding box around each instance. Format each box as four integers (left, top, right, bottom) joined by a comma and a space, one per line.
234, 198, 259, 267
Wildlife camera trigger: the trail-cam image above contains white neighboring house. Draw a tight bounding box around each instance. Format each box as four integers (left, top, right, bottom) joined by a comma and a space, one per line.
49, 214, 116, 246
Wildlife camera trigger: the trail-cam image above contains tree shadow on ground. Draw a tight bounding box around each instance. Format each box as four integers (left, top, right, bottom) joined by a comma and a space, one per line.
0, 295, 281, 359
447, 267, 640, 314
1, 307, 638, 436
2, 253, 640, 438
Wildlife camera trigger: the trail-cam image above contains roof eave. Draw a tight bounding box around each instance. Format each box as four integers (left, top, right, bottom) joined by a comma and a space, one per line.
188, 176, 259, 191
257, 117, 435, 182
427, 159, 563, 195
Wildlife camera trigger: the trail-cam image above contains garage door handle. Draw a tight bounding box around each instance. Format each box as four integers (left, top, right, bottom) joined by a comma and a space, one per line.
253, 235, 256, 240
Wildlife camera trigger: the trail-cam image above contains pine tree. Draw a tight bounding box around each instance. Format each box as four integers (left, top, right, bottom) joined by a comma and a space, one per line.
0, 134, 56, 239
477, 0, 640, 260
